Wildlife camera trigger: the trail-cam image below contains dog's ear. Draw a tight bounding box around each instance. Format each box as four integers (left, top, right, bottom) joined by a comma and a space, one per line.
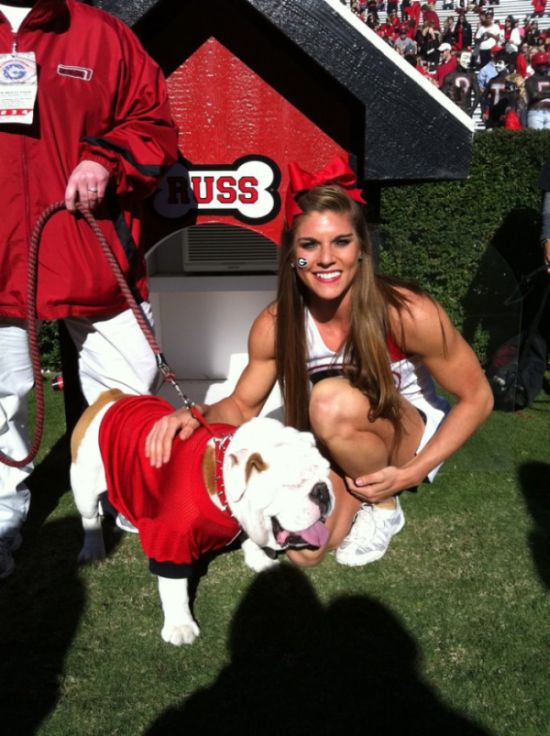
245, 452, 268, 483
225, 450, 268, 504
227, 448, 248, 469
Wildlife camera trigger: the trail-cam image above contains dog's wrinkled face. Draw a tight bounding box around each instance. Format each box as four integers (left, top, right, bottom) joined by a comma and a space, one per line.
222, 417, 334, 550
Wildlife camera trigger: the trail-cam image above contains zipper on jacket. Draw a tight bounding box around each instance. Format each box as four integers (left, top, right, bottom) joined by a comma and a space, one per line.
21, 137, 32, 275
15, 24, 33, 273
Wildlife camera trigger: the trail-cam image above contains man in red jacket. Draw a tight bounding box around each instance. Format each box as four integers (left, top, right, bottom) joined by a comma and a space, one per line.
0, 0, 178, 577
435, 41, 458, 87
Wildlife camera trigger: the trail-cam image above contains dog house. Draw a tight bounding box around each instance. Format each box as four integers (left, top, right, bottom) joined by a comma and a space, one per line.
61, 0, 474, 421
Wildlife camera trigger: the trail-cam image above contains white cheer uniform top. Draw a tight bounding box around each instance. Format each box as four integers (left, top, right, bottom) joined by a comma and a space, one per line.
305, 308, 450, 481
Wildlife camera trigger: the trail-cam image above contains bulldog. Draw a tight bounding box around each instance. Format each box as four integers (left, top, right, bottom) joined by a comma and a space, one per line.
70, 390, 333, 646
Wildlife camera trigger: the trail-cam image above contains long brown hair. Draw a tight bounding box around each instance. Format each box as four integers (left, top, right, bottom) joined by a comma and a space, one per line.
276, 184, 423, 432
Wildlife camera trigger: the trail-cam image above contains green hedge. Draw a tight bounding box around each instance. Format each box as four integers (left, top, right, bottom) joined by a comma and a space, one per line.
39, 320, 62, 373
379, 130, 550, 362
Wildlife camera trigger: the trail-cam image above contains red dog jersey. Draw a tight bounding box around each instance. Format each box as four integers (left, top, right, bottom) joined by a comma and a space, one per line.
98, 396, 240, 567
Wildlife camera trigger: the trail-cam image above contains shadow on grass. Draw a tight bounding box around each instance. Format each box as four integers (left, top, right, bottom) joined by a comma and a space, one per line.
26, 434, 72, 533
518, 461, 550, 589
24, 433, 125, 557
0, 517, 84, 735
145, 565, 493, 736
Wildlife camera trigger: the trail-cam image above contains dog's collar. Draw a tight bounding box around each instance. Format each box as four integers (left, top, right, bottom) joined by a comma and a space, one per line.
213, 434, 234, 518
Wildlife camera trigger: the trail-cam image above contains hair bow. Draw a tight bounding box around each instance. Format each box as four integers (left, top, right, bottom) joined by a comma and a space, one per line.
285, 155, 366, 226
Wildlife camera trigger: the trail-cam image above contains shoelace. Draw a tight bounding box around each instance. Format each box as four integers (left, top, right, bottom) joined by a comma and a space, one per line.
345, 506, 375, 542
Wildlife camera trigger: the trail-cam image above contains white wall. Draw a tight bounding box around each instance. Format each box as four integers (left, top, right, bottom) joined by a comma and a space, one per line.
148, 276, 282, 417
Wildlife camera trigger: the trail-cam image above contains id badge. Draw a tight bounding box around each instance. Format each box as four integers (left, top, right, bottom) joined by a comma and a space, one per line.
0, 51, 37, 124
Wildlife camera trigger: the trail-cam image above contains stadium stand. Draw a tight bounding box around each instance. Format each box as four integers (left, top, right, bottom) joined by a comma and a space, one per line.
342, 0, 549, 128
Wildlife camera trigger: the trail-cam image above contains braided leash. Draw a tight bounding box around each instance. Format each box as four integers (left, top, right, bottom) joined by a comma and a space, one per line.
0, 201, 205, 468
0, 205, 49, 468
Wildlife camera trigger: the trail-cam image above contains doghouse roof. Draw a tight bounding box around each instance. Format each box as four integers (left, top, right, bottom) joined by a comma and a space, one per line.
96, 0, 473, 181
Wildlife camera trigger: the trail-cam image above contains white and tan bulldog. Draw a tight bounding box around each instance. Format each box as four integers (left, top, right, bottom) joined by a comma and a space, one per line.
70, 390, 333, 646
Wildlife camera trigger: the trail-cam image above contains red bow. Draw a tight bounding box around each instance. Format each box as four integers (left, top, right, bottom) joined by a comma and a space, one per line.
285, 155, 366, 226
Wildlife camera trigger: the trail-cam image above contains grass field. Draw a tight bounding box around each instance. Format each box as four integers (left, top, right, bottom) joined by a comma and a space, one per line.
1, 384, 549, 735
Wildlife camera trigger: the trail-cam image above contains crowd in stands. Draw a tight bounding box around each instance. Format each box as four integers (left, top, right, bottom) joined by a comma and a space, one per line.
341, 0, 550, 128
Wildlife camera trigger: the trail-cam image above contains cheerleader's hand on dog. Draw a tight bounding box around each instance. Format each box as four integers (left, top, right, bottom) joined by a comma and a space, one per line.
145, 405, 204, 467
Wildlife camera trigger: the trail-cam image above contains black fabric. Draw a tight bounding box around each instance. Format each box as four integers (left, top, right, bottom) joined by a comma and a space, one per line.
310, 369, 344, 384
486, 331, 547, 411
82, 136, 170, 178
103, 189, 145, 304
149, 558, 195, 579
539, 161, 550, 192
486, 279, 549, 411
104, 189, 139, 271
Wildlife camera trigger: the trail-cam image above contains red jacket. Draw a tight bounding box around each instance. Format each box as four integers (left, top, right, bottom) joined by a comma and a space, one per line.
0, 0, 178, 319
99, 396, 241, 566
436, 57, 458, 88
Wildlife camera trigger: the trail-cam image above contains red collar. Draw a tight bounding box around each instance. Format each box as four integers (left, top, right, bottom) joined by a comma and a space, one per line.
213, 434, 234, 518
190, 406, 236, 518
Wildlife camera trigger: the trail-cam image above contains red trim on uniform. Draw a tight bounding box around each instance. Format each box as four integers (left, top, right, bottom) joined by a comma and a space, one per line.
387, 333, 407, 361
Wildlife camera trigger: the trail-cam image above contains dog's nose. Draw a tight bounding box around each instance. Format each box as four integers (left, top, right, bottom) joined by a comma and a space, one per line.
309, 482, 331, 515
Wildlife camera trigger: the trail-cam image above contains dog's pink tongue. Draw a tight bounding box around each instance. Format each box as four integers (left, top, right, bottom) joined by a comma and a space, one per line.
300, 520, 330, 548
276, 520, 329, 549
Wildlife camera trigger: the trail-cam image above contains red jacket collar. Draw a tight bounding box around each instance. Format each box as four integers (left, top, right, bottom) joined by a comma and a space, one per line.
0, 0, 68, 29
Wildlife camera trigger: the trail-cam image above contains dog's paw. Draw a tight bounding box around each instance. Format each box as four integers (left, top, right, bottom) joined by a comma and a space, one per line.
161, 621, 200, 646
77, 524, 106, 564
77, 535, 106, 564
78, 547, 106, 564
248, 554, 280, 573
242, 539, 280, 572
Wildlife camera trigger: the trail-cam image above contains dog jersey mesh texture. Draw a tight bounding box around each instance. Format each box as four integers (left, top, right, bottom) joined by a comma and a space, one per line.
98, 396, 240, 565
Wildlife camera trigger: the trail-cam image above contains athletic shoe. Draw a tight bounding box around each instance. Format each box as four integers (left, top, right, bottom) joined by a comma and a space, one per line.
0, 531, 22, 579
99, 493, 138, 534
115, 513, 138, 534
335, 499, 405, 566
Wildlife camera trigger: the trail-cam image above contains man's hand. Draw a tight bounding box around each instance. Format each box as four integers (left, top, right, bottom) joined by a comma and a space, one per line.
65, 160, 110, 212
144, 407, 202, 468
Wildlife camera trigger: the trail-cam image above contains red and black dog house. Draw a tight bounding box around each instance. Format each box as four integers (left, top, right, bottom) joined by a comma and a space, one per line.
63, 0, 473, 419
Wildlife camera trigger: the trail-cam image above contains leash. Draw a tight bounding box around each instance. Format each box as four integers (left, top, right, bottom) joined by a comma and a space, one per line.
0, 202, 47, 468
0, 200, 209, 468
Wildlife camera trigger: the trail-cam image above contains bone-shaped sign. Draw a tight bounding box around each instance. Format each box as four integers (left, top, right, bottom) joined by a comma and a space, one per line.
154, 156, 281, 224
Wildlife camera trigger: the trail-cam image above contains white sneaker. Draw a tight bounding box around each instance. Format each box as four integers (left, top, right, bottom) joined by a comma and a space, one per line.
335, 499, 405, 567
115, 513, 138, 534
99, 495, 138, 534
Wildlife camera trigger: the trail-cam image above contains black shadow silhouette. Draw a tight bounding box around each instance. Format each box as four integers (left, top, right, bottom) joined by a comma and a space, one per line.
518, 462, 550, 589
0, 517, 85, 735
145, 565, 493, 736
462, 206, 549, 364
26, 434, 124, 558
461, 244, 522, 365
26, 434, 71, 533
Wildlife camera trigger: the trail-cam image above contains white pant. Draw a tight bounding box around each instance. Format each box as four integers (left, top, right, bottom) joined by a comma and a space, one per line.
0, 303, 159, 536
